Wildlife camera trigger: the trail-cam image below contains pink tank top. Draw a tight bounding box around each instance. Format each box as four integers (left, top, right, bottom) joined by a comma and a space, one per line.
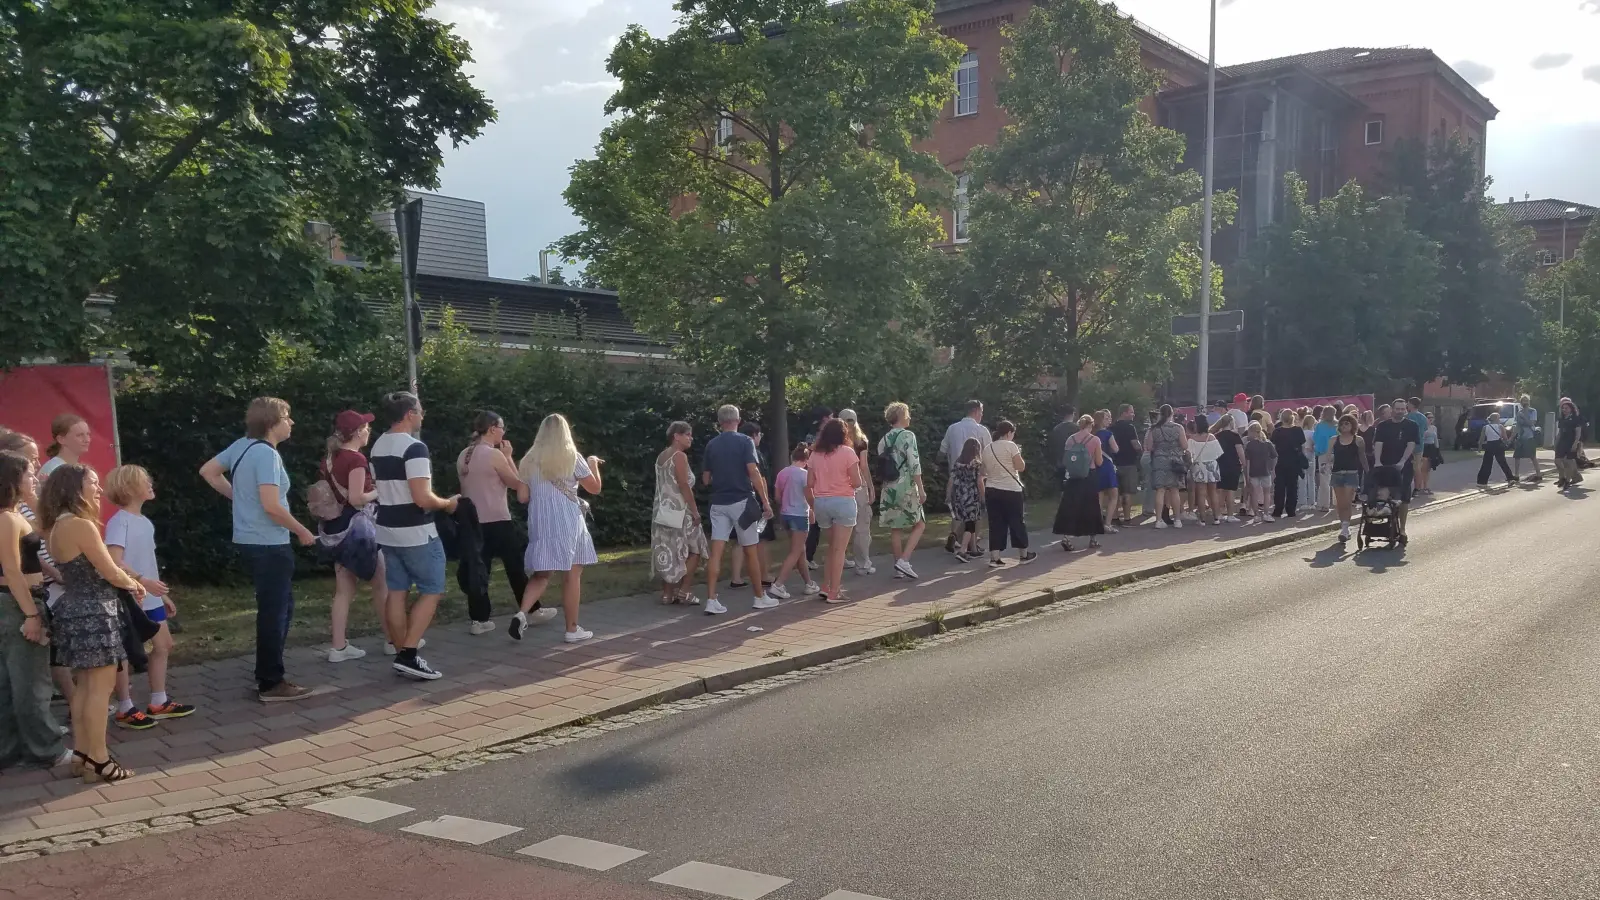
459, 443, 512, 523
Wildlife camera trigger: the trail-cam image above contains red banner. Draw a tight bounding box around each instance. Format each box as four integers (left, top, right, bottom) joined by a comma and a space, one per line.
0, 363, 121, 520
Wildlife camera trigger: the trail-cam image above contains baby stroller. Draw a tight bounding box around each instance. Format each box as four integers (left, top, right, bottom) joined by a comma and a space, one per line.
1358, 496, 1399, 550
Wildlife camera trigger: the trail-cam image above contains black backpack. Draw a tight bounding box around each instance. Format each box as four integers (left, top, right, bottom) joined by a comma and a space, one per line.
876, 430, 904, 483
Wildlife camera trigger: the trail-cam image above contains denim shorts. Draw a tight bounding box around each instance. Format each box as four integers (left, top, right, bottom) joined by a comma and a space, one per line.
813, 495, 858, 529
1330, 471, 1363, 490
781, 514, 810, 534
709, 502, 763, 547
382, 537, 446, 594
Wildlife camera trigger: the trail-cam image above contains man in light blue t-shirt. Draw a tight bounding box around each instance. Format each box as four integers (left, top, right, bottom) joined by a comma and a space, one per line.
1404, 398, 1431, 496
201, 398, 316, 703
1512, 393, 1542, 482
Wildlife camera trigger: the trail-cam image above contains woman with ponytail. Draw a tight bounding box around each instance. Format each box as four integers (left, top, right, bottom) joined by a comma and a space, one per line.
38, 415, 90, 480
316, 410, 391, 662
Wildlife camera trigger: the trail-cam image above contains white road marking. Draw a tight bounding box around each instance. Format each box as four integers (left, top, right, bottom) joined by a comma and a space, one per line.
517, 834, 648, 871
400, 815, 522, 845
650, 860, 792, 899
304, 796, 415, 823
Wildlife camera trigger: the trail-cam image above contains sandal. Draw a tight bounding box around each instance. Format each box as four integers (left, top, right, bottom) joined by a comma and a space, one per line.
83, 755, 134, 783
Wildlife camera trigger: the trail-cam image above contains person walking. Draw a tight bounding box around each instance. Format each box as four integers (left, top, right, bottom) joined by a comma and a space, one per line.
1477, 412, 1517, 486
1242, 422, 1277, 523
769, 444, 821, 599
510, 414, 601, 643
1406, 397, 1432, 495
940, 401, 990, 554
837, 409, 876, 575
0, 450, 70, 773
807, 420, 863, 603
983, 420, 1036, 565
878, 403, 928, 579
1052, 416, 1105, 551
729, 421, 774, 591
38, 414, 91, 480
1109, 404, 1142, 526
40, 464, 145, 782
1093, 410, 1120, 533
315, 409, 394, 662
1146, 406, 1188, 529
1372, 400, 1420, 544
1139, 409, 1160, 523
651, 422, 706, 605
200, 398, 317, 701
1271, 408, 1309, 520
1511, 395, 1542, 483
800, 410, 832, 574
1329, 414, 1369, 543
702, 406, 777, 615
1212, 415, 1245, 522
1554, 398, 1586, 490
948, 438, 984, 562
456, 411, 531, 634
1187, 417, 1221, 526
1312, 407, 1338, 512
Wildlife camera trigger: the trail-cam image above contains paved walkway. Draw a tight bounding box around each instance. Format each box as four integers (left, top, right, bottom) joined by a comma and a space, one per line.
0, 458, 1499, 839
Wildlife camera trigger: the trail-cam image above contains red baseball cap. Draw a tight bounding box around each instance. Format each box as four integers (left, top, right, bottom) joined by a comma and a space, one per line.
1233, 393, 1248, 404
335, 410, 374, 433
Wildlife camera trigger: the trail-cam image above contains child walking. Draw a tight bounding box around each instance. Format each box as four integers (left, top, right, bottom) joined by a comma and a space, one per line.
769, 445, 820, 598
1243, 422, 1278, 524
949, 438, 985, 562
105, 465, 194, 722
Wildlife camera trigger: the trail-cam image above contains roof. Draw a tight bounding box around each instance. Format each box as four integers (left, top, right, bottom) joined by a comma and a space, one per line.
1223, 47, 1433, 79
405, 274, 669, 351
1499, 198, 1598, 224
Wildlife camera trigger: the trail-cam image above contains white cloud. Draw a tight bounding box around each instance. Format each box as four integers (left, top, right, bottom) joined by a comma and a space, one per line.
1531, 52, 1574, 69
1454, 59, 1495, 86
540, 79, 622, 96
1584, 64, 1600, 84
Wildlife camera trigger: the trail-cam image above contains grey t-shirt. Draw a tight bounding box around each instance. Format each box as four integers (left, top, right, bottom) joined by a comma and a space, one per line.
703, 431, 758, 506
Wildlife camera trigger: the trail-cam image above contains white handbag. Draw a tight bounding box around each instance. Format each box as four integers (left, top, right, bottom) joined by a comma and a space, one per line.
653, 504, 686, 529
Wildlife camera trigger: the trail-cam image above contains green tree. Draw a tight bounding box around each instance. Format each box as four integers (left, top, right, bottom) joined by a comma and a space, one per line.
1382, 137, 1535, 388
0, 0, 494, 377
1236, 175, 1439, 397
1522, 225, 1600, 407
932, 0, 1228, 407
559, 0, 963, 457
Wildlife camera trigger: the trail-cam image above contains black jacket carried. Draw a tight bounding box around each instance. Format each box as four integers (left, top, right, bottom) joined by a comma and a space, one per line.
444, 496, 488, 601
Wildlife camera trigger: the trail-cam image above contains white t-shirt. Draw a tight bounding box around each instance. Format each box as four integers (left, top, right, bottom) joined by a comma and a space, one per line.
1229, 409, 1249, 431
370, 430, 439, 547
105, 509, 164, 610
981, 440, 1025, 493
941, 417, 992, 461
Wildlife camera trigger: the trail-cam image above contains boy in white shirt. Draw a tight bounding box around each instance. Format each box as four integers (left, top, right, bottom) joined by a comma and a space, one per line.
106, 465, 194, 721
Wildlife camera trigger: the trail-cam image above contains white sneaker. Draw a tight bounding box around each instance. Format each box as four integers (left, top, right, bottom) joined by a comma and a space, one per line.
1245, 516, 1259, 526
803, 581, 822, 596
468, 620, 496, 636
1155, 520, 1169, 529
752, 594, 781, 610
384, 638, 425, 656
857, 564, 876, 576
532, 608, 558, 621
893, 558, 919, 580
806, 560, 821, 571
1105, 525, 1120, 534
328, 643, 367, 663
1174, 519, 1184, 529
1263, 514, 1275, 523
704, 598, 729, 615
1339, 526, 1351, 541
1182, 511, 1199, 522
843, 559, 857, 569
1221, 515, 1239, 523
766, 583, 792, 600
564, 628, 594, 644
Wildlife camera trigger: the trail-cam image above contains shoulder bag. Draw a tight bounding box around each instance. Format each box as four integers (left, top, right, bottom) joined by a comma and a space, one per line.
653, 452, 688, 529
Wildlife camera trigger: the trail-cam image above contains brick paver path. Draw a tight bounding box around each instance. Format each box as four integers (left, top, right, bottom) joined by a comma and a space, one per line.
0, 459, 1497, 837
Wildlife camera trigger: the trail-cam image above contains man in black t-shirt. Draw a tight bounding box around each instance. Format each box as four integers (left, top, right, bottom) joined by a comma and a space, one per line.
1109, 404, 1142, 523
1371, 398, 1421, 542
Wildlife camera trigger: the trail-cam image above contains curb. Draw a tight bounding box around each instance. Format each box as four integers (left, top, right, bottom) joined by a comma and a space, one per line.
0, 486, 1486, 851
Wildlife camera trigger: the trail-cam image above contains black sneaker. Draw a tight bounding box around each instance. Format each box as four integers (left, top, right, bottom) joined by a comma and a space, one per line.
508, 611, 526, 641
393, 653, 442, 681
1018, 551, 1039, 564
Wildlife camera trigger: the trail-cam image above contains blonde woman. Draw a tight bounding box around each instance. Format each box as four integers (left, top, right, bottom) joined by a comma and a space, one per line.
513, 415, 602, 644
877, 402, 926, 579
838, 409, 876, 575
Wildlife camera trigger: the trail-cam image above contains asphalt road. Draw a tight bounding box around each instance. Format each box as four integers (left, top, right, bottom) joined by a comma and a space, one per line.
368, 481, 1600, 900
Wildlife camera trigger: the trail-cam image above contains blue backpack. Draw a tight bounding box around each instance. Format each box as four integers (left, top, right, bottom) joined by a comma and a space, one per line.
1062, 436, 1093, 480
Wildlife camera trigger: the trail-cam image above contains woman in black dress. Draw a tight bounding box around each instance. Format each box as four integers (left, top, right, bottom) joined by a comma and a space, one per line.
1271, 408, 1309, 519
1053, 416, 1107, 550
1554, 398, 1586, 490
1212, 415, 1245, 522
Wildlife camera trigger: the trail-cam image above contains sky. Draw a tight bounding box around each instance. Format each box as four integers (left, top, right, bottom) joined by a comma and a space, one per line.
428, 0, 1600, 279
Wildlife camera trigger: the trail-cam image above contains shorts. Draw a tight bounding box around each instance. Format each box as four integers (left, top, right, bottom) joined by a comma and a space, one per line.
710, 502, 764, 547
382, 537, 446, 595
1330, 471, 1363, 490
1248, 476, 1272, 490
781, 514, 810, 534
813, 496, 858, 530
1513, 437, 1537, 459
143, 603, 169, 624
1116, 464, 1141, 495
1218, 469, 1241, 492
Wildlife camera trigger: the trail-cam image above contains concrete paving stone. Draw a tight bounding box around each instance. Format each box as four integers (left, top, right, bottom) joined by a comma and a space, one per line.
263, 769, 323, 787
30, 807, 103, 830
362, 746, 425, 765
91, 797, 164, 819
160, 759, 222, 777
261, 738, 319, 757
356, 732, 413, 753
261, 752, 321, 773
308, 743, 367, 763
410, 736, 465, 754
403, 722, 454, 740
400, 815, 522, 845
649, 861, 792, 900
154, 786, 221, 807
305, 795, 415, 823
517, 834, 648, 871
211, 761, 274, 783
305, 729, 363, 748
315, 757, 374, 776
223, 776, 280, 794
41, 791, 105, 813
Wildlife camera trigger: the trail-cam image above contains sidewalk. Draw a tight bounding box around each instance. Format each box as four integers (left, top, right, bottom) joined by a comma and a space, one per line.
0, 458, 1495, 842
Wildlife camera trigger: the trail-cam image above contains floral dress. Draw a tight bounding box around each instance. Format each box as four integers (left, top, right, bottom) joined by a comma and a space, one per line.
948, 459, 983, 524
651, 451, 708, 584
876, 427, 925, 529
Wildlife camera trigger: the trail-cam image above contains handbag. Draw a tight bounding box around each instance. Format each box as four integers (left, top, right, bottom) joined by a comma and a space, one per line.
653, 504, 686, 529
737, 494, 763, 530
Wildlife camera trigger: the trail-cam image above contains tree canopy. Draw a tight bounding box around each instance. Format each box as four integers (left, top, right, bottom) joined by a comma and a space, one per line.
0, 0, 494, 379
559, 0, 963, 456
1523, 225, 1600, 407
932, 0, 1227, 405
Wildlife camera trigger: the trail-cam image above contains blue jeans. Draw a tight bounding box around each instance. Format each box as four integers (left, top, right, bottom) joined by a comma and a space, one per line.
239, 543, 295, 691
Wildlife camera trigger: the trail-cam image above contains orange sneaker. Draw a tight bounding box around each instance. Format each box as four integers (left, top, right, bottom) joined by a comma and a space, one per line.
113, 708, 157, 730
146, 700, 196, 719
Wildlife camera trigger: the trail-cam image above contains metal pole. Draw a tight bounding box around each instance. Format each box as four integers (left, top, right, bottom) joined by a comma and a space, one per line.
402, 266, 420, 397
1558, 215, 1568, 400
1197, 0, 1217, 413
395, 199, 423, 398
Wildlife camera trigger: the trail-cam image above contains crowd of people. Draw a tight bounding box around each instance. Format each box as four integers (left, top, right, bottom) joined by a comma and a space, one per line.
2, 387, 1585, 784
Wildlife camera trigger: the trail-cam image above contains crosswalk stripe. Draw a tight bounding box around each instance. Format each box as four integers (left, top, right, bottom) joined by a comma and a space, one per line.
304, 796, 415, 823
400, 815, 522, 845
819, 891, 897, 900
517, 835, 648, 871
650, 861, 792, 899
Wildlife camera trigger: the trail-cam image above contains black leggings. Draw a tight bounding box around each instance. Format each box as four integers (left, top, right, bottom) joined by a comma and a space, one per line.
805, 522, 821, 562
466, 519, 529, 621
1478, 440, 1514, 484
986, 488, 1029, 553
1273, 464, 1300, 517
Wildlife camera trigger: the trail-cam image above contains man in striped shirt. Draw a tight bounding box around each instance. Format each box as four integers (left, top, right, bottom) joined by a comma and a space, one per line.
371, 392, 459, 681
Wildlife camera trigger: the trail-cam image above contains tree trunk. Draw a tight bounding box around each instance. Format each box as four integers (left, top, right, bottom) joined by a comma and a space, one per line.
1059, 365, 1082, 411
766, 366, 789, 471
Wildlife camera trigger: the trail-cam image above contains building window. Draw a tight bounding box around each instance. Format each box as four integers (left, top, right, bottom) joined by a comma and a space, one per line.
1539, 249, 1559, 266
716, 112, 733, 146
1365, 120, 1383, 145
955, 51, 978, 117
954, 173, 970, 243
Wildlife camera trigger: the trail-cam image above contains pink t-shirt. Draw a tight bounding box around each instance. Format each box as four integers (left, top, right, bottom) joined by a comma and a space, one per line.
808, 446, 859, 498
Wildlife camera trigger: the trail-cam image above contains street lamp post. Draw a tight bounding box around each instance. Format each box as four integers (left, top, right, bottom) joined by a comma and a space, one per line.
1196, 0, 1217, 413
1558, 206, 1577, 401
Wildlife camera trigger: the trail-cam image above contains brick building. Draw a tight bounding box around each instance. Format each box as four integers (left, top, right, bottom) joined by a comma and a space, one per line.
924, 0, 1499, 398
1500, 198, 1595, 270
